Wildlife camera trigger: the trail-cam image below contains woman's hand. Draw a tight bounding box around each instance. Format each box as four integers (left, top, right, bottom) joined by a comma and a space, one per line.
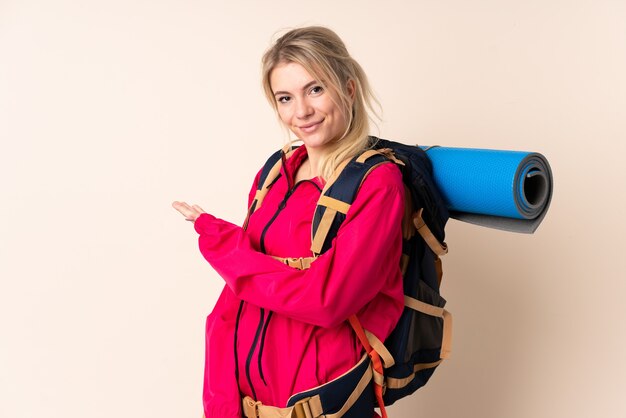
172, 201, 206, 222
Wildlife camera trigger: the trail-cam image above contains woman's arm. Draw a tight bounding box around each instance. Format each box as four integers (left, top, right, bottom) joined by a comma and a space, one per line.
194, 162, 405, 329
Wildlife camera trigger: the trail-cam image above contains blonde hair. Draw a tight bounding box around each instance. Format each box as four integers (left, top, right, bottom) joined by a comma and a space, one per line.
261, 26, 380, 180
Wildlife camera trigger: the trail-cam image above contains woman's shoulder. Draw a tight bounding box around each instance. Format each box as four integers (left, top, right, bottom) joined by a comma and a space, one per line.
359, 160, 404, 191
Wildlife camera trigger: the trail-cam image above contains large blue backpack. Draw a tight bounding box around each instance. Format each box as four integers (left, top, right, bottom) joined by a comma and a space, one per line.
249, 136, 452, 413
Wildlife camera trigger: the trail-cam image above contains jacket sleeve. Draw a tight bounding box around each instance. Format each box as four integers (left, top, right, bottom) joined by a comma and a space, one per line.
194, 162, 405, 329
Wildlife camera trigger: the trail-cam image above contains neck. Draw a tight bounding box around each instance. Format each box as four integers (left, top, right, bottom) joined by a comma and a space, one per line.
296, 146, 328, 182
306, 149, 322, 178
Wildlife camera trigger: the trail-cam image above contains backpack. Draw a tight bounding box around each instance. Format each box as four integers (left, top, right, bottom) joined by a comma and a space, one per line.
247, 136, 452, 415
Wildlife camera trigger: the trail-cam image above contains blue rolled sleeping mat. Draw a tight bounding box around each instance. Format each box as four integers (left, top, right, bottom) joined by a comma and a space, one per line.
420, 146, 553, 233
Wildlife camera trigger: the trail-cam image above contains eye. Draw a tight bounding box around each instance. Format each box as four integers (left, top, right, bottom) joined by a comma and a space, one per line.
277, 96, 291, 104
309, 85, 324, 95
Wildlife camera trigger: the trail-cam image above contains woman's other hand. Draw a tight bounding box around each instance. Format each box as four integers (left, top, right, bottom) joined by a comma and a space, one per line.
172, 201, 206, 222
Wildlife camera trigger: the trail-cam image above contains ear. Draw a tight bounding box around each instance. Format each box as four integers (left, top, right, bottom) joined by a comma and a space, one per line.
346, 79, 356, 102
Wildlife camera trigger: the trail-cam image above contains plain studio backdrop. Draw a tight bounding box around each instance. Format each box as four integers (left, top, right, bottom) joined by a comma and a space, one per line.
1, 1, 625, 417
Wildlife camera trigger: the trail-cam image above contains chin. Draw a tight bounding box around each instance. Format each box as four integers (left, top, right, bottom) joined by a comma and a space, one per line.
302, 138, 333, 150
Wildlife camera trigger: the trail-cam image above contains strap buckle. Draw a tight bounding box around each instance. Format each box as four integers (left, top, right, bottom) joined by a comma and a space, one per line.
273, 256, 316, 270
292, 397, 313, 418
242, 396, 261, 418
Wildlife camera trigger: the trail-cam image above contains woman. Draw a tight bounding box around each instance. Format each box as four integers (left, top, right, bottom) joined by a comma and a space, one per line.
173, 26, 405, 418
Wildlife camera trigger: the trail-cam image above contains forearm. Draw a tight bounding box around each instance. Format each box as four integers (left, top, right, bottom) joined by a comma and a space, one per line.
194, 177, 405, 328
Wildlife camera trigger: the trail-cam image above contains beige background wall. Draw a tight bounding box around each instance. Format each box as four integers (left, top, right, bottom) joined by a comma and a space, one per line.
1, 1, 625, 417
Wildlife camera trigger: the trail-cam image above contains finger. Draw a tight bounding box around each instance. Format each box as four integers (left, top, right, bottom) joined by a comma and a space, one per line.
173, 201, 191, 211
191, 204, 205, 213
172, 201, 187, 210
173, 201, 194, 218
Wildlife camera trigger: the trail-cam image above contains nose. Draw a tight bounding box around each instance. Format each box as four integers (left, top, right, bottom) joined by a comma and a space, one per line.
295, 97, 314, 120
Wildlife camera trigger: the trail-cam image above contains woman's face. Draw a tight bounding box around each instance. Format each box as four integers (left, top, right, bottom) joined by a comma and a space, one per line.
270, 61, 352, 153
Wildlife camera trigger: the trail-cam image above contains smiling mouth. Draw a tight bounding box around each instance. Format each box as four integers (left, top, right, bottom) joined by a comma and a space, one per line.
299, 120, 323, 133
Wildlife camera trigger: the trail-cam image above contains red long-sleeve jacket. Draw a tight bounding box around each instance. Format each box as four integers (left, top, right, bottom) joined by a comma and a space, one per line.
194, 145, 405, 417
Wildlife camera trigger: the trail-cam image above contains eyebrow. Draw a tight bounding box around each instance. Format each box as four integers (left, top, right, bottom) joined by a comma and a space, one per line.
273, 80, 318, 97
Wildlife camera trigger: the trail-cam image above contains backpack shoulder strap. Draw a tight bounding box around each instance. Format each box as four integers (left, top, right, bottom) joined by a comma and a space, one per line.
310, 149, 391, 255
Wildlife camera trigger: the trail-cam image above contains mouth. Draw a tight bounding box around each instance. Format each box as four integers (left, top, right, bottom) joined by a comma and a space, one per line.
299, 120, 323, 133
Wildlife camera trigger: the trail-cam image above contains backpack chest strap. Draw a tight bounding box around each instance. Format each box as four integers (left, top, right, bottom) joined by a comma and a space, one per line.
271, 256, 317, 270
